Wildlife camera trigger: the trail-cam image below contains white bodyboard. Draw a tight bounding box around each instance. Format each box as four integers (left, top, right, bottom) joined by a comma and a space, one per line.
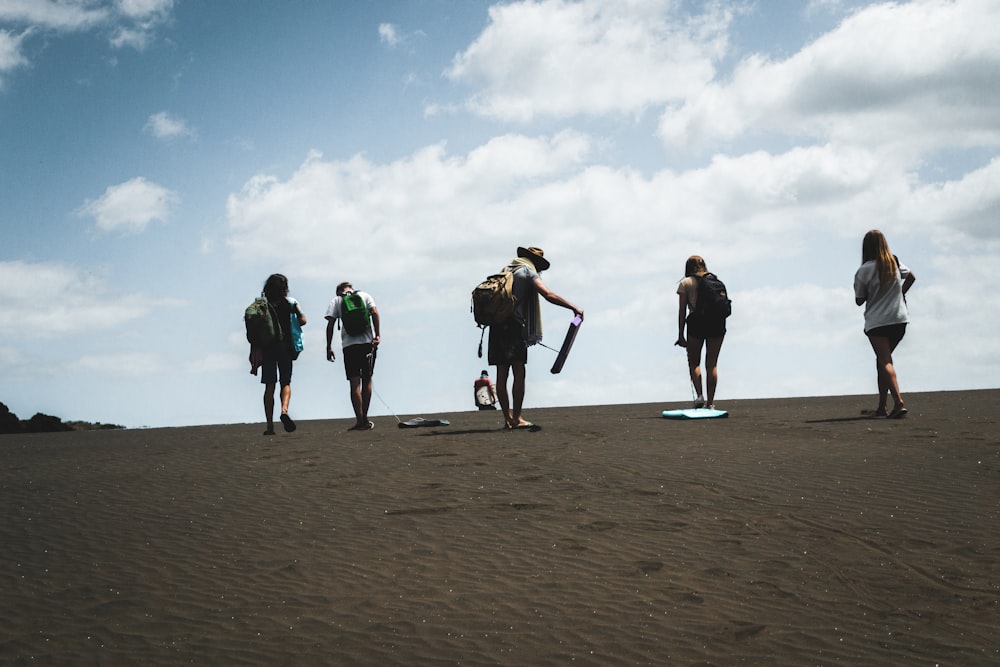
662, 408, 729, 420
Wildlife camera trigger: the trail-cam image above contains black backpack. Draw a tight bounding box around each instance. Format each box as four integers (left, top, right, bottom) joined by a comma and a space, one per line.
693, 273, 732, 324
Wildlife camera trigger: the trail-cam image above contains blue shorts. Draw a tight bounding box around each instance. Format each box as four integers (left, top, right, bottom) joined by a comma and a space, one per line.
343, 343, 375, 380
261, 343, 294, 387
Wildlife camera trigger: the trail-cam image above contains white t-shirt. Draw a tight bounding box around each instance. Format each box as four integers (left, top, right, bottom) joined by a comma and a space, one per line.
325, 291, 377, 348
676, 275, 700, 311
854, 260, 910, 332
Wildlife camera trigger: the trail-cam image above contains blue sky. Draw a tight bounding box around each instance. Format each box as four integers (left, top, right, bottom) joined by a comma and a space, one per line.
1, 0, 998, 428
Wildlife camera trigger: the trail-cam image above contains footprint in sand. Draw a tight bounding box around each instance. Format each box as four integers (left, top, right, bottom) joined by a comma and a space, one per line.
577, 520, 617, 532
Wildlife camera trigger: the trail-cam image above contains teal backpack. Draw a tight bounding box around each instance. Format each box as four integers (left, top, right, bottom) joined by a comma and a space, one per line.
341, 292, 371, 336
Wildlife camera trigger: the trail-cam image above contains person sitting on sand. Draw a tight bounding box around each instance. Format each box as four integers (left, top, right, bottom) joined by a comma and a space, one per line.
854, 230, 916, 418
474, 370, 499, 410
487, 247, 583, 431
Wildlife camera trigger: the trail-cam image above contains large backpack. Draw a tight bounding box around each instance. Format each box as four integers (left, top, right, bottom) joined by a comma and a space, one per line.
340, 291, 372, 336
693, 273, 732, 324
471, 267, 516, 328
245, 296, 282, 345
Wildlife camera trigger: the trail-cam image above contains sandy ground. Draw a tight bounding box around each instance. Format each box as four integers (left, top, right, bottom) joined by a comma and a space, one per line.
1, 389, 998, 666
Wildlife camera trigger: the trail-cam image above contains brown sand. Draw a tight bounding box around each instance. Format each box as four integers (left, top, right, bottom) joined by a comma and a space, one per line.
1, 389, 998, 666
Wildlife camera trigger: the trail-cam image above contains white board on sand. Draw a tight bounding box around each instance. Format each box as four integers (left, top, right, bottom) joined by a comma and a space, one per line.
661, 408, 729, 420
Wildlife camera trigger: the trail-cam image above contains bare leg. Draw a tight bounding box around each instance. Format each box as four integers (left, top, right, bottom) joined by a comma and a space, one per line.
495, 364, 512, 428
263, 383, 276, 434
361, 376, 373, 424
349, 377, 365, 427
686, 336, 705, 404
867, 334, 904, 413
280, 384, 291, 415
510, 363, 528, 427
704, 335, 725, 406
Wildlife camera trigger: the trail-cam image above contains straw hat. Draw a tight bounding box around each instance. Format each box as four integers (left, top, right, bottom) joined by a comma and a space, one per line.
517, 246, 550, 271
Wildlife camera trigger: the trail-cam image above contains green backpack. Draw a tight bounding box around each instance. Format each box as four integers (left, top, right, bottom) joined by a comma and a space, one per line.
245, 297, 281, 345
341, 292, 371, 336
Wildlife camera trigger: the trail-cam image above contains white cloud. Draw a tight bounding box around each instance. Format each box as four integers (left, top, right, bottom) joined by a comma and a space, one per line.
444, 0, 732, 122
0, 1, 109, 31
144, 110, 194, 140
0, 260, 170, 338
901, 157, 1000, 244
223, 135, 984, 286
378, 22, 400, 47
116, 0, 174, 21
0, 0, 173, 55
68, 351, 166, 376
110, 0, 173, 49
225, 133, 595, 280
77, 176, 178, 234
658, 0, 1000, 153
0, 29, 29, 84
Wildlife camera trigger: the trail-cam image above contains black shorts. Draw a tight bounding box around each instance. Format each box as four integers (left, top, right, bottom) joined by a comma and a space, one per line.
686, 314, 726, 340
261, 342, 294, 387
488, 319, 527, 366
343, 343, 376, 380
867, 323, 906, 348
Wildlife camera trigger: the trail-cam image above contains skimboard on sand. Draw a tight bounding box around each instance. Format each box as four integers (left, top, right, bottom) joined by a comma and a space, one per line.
662, 408, 729, 420
398, 417, 451, 429
550, 315, 583, 374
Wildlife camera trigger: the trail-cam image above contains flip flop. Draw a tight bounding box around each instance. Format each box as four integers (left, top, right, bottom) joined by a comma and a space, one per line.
515, 422, 542, 432
280, 413, 296, 432
888, 407, 908, 419
263, 428, 276, 436
348, 421, 375, 431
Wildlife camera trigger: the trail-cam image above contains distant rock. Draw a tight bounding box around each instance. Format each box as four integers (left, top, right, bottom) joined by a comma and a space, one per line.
23, 413, 74, 433
0, 402, 125, 434
0, 402, 20, 434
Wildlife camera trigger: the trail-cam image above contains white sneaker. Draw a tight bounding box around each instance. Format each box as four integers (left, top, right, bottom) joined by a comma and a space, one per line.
693, 397, 706, 409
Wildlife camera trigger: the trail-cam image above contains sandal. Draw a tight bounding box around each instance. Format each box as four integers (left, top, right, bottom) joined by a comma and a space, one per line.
348, 421, 375, 431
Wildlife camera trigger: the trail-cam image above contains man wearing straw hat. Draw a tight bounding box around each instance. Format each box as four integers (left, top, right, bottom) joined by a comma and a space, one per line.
488, 246, 584, 431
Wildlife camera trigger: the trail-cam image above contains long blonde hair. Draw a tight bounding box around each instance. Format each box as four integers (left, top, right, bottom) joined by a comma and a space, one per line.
861, 230, 897, 289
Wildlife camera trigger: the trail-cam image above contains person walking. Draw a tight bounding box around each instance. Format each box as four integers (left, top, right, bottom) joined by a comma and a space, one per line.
488, 246, 583, 431
257, 273, 307, 435
854, 230, 916, 418
675, 256, 729, 409
325, 281, 380, 430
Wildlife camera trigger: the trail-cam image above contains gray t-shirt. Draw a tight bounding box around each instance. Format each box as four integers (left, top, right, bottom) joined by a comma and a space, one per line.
854, 260, 910, 332
509, 263, 539, 324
